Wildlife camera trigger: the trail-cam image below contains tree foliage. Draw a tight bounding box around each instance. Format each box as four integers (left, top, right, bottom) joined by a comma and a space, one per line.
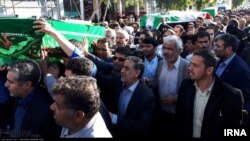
155, 0, 192, 11
125, 0, 144, 7
156, 0, 217, 10
109, 0, 144, 7
194, 0, 217, 10
155, 0, 217, 11
232, 0, 244, 9
105, 0, 118, 4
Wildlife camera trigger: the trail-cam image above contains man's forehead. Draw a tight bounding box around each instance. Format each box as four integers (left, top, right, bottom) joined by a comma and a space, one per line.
115, 52, 126, 57
116, 33, 125, 37
6, 71, 19, 81
197, 37, 209, 41
192, 55, 204, 64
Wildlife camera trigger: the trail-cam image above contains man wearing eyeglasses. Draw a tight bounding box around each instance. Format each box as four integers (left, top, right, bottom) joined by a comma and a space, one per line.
33, 18, 130, 115
96, 47, 131, 112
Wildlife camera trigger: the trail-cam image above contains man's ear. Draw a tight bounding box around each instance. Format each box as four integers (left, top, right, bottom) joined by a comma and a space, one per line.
206, 67, 214, 75
135, 69, 141, 78
23, 81, 32, 88
74, 111, 85, 123
225, 46, 233, 54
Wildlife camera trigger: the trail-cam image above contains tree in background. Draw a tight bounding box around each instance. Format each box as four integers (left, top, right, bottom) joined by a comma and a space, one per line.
124, 0, 144, 7
156, 0, 192, 11
155, 0, 217, 11
232, 0, 244, 9
194, 0, 217, 11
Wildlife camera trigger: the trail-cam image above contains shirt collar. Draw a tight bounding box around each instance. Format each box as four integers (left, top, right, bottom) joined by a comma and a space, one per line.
144, 55, 158, 63
62, 112, 99, 138
222, 53, 236, 66
166, 56, 180, 69
18, 88, 36, 107
194, 79, 215, 96
127, 80, 139, 93
174, 56, 181, 69
164, 56, 181, 69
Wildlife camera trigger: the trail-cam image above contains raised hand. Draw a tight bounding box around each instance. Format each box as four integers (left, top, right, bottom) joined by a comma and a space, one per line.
82, 36, 89, 57
40, 49, 49, 75
33, 18, 57, 36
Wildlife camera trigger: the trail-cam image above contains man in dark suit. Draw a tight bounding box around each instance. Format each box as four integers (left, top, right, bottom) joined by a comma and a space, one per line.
110, 56, 155, 138
241, 46, 250, 66
5, 60, 61, 138
214, 33, 250, 118
176, 50, 243, 138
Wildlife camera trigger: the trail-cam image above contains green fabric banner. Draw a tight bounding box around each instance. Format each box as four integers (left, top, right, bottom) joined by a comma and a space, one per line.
0, 19, 105, 65
42, 20, 105, 49
140, 11, 210, 29
0, 18, 44, 65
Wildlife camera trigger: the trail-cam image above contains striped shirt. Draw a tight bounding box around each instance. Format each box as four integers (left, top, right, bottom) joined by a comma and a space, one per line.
158, 56, 180, 113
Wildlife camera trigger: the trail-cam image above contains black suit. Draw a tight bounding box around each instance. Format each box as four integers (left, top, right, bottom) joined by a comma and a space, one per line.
97, 71, 123, 113
217, 55, 250, 114
112, 81, 155, 138
97, 71, 155, 137
176, 77, 243, 138
10, 86, 61, 138
241, 47, 250, 67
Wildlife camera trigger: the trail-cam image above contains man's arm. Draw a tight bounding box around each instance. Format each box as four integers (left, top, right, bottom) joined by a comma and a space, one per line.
33, 18, 76, 57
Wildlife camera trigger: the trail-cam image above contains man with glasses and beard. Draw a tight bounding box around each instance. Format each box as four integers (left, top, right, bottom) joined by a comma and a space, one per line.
96, 47, 131, 112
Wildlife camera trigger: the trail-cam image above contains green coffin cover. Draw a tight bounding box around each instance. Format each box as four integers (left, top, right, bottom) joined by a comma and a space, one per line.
201, 7, 217, 17
0, 19, 105, 65
0, 18, 44, 65
140, 11, 209, 30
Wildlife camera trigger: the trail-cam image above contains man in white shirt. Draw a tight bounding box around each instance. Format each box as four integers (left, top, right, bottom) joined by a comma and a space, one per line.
176, 49, 243, 138
50, 76, 112, 138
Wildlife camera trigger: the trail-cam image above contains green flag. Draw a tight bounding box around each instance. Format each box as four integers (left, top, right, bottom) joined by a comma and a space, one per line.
0, 18, 44, 65
140, 11, 210, 30
0, 19, 105, 65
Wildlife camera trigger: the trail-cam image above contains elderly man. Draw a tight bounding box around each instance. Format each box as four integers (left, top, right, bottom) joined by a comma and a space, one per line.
152, 35, 189, 137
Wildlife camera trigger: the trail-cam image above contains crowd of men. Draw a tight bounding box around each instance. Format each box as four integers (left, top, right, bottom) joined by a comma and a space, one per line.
0, 10, 250, 138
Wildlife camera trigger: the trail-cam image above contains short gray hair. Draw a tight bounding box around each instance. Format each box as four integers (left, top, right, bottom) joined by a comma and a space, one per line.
106, 28, 116, 38
125, 56, 144, 79
163, 35, 183, 50
116, 30, 129, 40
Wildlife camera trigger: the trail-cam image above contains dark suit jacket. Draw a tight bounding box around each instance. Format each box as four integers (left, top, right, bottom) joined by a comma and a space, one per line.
97, 71, 123, 113
10, 86, 61, 138
241, 47, 250, 67
87, 53, 113, 74
217, 55, 250, 113
112, 81, 155, 138
176, 77, 243, 138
